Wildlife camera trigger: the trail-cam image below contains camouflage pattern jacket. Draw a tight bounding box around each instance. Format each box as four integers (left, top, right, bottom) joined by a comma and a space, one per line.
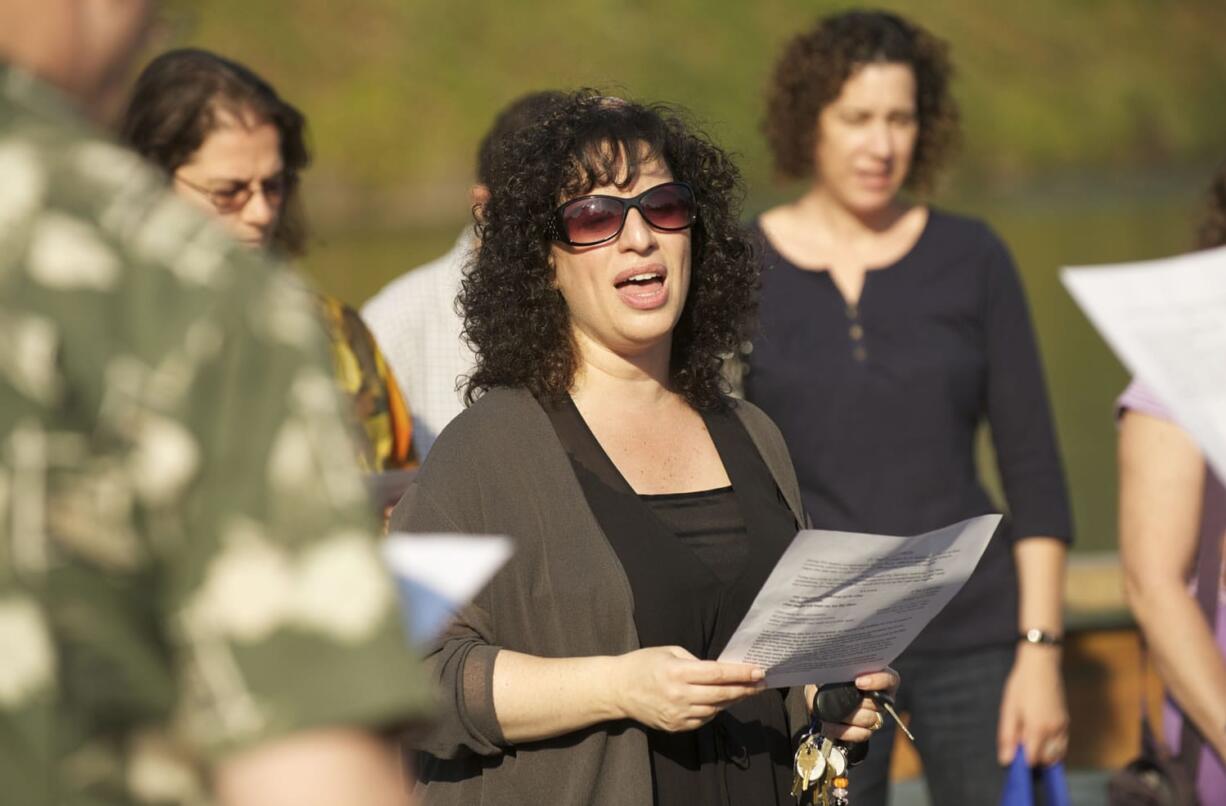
0, 65, 431, 806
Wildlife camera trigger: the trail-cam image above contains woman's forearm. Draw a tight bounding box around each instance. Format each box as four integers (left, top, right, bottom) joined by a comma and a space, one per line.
491, 646, 768, 743
1126, 575, 1226, 761
1001, 536, 1069, 764
1013, 536, 1068, 678
492, 651, 625, 743
1014, 537, 1067, 639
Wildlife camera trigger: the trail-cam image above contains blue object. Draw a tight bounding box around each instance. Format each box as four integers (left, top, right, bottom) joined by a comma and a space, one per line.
1000, 748, 1071, 806
393, 576, 457, 645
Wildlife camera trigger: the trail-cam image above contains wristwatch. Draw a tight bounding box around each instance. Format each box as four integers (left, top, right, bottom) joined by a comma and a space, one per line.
1019, 628, 1063, 647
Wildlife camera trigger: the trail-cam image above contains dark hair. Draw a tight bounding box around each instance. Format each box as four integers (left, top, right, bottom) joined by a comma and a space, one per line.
1198, 163, 1226, 249
763, 10, 959, 193
476, 91, 567, 187
461, 90, 755, 411
119, 48, 311, 256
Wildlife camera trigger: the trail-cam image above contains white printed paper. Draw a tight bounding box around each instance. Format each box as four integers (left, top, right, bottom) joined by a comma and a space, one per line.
1062, 244, 1226, 480
718, 515, 1000, 688
382, 533, 513, 645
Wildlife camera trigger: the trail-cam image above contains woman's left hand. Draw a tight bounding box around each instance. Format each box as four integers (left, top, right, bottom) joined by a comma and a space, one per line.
997, 645, 1069, 766
809, 668, 901, 743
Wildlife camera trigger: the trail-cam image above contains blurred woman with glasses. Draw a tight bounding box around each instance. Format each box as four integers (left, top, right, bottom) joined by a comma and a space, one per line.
742, 10, 1073, 804
390, 89, 897, 805
120, 49, 415, 489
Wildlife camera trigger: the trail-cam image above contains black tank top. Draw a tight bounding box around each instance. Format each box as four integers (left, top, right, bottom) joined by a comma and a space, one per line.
541, 395, 801, 806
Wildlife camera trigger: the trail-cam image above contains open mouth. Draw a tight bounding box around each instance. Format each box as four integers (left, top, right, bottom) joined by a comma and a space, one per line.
613, 266, 669, 310
614, 271, 665, 291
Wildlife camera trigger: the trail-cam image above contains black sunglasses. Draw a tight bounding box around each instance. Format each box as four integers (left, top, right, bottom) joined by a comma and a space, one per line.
550, 181, 697, 247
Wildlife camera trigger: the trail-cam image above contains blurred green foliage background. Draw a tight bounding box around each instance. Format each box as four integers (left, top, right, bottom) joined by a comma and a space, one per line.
161, 0, 1226, 552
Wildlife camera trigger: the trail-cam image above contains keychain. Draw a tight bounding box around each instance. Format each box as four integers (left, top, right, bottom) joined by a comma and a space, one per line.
794, 682, 917, 805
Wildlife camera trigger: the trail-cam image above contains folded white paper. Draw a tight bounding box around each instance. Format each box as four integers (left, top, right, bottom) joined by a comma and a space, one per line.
1062, 244, 1226, 480
718, 515, 1000, 688
382, 533, 513, 645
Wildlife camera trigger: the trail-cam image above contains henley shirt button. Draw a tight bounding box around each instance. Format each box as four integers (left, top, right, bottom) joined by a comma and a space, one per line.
849, 324, 864, 341
853, 345, 868, 362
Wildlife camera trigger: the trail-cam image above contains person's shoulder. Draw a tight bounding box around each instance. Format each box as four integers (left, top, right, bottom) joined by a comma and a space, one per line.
436, 387, 539, 439
408, 388, 558, 521
727, 396, 786, 446
418, 388, 542, 466
318, 293, 374, 338
921, 206, 1012, 266
2, 67, 89, 147
923, 206, 1000, 243
1117, 378, 1174, 423
362, 258, 444, 315
361, 230, 473, 321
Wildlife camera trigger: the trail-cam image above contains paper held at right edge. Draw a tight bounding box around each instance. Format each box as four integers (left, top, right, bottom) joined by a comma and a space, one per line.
719, 514, 1000, 688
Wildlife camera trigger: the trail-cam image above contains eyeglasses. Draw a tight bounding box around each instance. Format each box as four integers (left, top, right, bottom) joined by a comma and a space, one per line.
550, 181, 696, 247
173, 171, 293, 215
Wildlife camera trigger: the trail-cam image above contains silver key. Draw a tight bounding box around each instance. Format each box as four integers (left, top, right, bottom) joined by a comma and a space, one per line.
880, 697, 916, 741
868, 690, 917, 742
824, 741, 848, 778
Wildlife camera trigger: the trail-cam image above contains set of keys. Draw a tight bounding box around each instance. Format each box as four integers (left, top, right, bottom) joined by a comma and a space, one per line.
790, 733, 851, 805
791, 683, 916, 805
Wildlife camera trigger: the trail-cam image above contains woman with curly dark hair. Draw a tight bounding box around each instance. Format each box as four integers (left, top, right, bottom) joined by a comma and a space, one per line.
1117, 163, 1226, 805
390, 90, 896, 805
743, 10, 1073, 804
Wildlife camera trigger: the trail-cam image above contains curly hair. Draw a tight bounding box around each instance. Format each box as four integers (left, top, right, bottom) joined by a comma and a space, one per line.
762, 10, 960, 194
1197, 162, 1226, 249
461, 90, 755, 411
120, 48, 311, 257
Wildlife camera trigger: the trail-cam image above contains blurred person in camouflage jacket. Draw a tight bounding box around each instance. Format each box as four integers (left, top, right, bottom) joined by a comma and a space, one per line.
0, 2, 431, 805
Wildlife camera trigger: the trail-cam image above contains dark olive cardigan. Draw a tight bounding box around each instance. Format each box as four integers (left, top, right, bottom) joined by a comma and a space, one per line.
390, 387, 809, 805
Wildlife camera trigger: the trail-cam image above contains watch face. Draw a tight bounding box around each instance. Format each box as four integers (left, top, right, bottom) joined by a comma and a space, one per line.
1023, 628, 1061, 645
